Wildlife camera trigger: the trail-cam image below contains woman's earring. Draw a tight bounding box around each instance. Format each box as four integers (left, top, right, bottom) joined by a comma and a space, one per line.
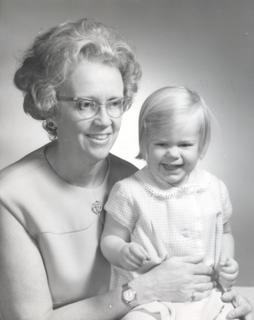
42, 118, 58, 140
46, 119, 57, 130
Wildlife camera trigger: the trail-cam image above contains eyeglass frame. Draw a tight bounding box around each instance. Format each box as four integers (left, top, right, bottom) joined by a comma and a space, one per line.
57, 94, 131, 120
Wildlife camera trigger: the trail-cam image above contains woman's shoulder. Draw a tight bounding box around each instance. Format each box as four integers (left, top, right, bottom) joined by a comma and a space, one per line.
108, 153, 138, 188
0, 144, 47, 196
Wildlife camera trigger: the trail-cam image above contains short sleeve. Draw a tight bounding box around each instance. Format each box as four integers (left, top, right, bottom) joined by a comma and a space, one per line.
218, 180, 233, 224
104, 180, 138, 232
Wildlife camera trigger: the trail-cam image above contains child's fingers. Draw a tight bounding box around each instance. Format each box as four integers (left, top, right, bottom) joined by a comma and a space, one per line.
124, 255, 143, 269
220, 259, 239, 274
219, 270, 238, 282
129, 243, 150, 262
221, 257, 236, 265
121, 243, 148, 268
218, 273, 237, 290
120, 243, 151, 270
120, 244, 142, 268
121, 250, 143, 270
218, 260, 239, 290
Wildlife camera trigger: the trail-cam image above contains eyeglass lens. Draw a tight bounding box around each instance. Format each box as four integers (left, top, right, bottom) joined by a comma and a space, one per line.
76, 99, 124, 119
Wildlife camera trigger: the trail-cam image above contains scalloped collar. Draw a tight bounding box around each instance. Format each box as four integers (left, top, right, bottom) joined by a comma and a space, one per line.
134, 166, 210, 199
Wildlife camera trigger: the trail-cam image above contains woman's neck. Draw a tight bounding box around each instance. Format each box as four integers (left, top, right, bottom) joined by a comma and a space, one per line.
45, 141, 108, 188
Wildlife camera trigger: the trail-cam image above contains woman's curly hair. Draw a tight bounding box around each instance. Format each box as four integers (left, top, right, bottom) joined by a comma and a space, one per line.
14, 18, 142, 137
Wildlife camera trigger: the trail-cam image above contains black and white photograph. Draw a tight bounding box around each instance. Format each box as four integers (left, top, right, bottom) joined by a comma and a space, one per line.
0, 0, 253, 319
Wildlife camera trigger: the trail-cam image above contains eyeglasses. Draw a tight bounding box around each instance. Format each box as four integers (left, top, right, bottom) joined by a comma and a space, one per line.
57, 95, 129, 120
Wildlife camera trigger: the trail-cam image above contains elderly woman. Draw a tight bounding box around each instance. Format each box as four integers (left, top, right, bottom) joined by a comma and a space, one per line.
0, 18, 251, 320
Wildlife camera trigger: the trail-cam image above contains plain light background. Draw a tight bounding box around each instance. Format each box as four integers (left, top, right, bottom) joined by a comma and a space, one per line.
0, 0, 253, 285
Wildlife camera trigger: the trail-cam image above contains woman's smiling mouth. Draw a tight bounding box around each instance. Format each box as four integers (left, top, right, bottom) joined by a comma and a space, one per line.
87, 133, 112, 144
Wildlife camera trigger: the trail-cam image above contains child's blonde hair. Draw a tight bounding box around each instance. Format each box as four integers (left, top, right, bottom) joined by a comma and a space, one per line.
137, 86, 211, 160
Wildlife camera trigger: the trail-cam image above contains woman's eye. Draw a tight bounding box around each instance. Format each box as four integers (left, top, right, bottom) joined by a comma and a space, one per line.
77, 100, 94, 110
109, 100, 122, 109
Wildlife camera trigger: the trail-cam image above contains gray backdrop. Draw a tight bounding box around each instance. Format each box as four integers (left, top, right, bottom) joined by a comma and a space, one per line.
0, 0, 253, 285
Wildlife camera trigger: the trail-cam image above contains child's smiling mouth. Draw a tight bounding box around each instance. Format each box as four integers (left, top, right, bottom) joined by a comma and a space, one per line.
161, 163, 183, 171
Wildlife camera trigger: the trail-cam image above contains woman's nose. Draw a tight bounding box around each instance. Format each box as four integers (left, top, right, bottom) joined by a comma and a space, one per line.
94, 105, 112, 126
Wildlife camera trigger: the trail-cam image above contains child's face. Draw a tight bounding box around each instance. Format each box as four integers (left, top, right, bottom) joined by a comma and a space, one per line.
146, 112, 201, 187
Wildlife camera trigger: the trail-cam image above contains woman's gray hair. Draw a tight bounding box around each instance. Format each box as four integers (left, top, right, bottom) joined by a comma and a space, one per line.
14, 18, 142, 137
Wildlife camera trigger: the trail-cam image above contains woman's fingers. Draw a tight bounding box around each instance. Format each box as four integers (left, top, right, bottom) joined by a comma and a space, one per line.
222, 290, 252, 319
172, 256, 213, 278
193, 280, 214, 292
192, 274, 213, 284
138, 256, 215, 303
174, 255, 204, 264
190, 289, 213, 302
192, 262, 213, 276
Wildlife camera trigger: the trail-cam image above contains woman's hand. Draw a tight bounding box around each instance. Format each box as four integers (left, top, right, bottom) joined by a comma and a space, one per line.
222, 289, 252, 319
131, 255, 214, 304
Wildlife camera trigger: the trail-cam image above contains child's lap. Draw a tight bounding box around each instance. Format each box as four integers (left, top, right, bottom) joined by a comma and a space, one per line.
121, 301, 174, 320
120, 290, 235, 320
121, 301, 175, 320
121, 309, 161, 320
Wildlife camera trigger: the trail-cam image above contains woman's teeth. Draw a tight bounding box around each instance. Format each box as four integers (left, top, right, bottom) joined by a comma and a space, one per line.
88, 134, 110, 142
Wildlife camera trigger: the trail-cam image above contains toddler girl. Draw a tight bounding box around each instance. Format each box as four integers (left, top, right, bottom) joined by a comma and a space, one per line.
101, 86, 239, 320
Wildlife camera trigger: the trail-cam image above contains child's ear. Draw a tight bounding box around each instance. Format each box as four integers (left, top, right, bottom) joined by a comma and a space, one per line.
198, 148, 206, 160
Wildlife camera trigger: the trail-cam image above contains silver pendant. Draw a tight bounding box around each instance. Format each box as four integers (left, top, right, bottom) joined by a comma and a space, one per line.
91, 200, 103, 215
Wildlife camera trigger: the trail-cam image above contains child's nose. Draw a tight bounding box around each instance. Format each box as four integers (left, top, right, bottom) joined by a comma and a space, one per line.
166, 146, 180, 158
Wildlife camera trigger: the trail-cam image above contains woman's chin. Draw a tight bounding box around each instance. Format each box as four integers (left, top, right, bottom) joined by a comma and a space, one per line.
84, 144, 113, 162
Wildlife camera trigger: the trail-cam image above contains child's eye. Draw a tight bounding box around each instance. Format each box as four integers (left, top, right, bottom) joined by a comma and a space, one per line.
179, 143, 194, 147
155, 142, 168, 147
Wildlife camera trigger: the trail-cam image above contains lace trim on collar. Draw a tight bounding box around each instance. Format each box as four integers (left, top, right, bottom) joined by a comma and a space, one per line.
134, 169, 208, 200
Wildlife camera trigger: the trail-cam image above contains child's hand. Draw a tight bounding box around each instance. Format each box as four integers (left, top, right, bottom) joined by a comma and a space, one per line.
217, 257, 239, 290
120, 242, 150, 271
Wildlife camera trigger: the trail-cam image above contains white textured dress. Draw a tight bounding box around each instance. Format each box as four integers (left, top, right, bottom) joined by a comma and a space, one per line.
105, 166, 234, 320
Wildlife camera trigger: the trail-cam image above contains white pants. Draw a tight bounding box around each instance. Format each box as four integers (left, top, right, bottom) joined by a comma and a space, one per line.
121, 290, 235, 320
